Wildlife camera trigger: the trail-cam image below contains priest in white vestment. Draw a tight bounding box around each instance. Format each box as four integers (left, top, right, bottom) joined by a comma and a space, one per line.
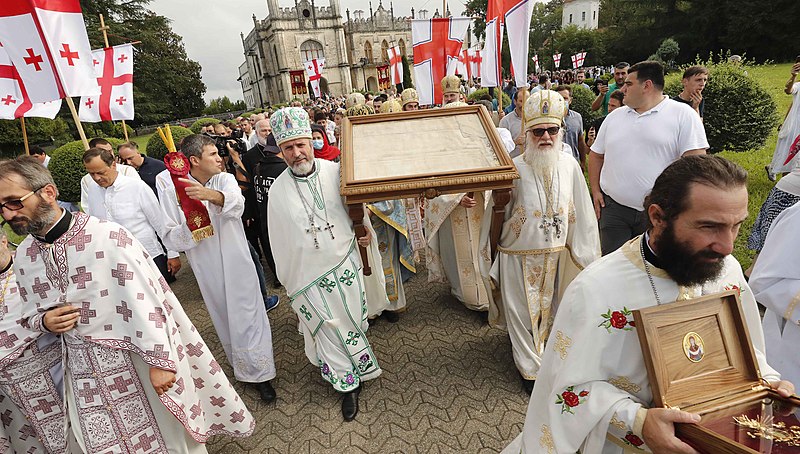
480, 90, 601, 393
156, 134, 277, 402
0, 157, 255, 453
267, 107, 389, 421
503, 155, 794, 453
750, 202, 800, 387
0, 232, 66, 453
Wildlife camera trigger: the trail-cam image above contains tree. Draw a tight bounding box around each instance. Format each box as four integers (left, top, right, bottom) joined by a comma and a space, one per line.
553, 25, 606, 69
203, 96, 245, 115
655, 38, 679, 69
401, 55, 414, 89
80, 0, 206, 125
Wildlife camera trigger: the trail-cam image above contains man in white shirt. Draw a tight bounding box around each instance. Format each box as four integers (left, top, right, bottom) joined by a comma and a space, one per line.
80, 137, 141, 215
82, 147, 182, 282
588, 60, 708, 255
498, 90, 527, 158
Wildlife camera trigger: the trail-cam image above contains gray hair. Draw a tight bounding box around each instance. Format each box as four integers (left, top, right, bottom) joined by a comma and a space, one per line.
180, 134, 215, 161
0, 156, 56, 193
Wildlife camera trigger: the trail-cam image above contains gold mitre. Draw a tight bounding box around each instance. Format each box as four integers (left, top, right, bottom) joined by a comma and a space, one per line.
523, 89, 567, 130
443, 101, 469, 108
441, 75, 461, 94
379, 99, 403, 113
345, 92, 366, 109
400, 88, 419, 106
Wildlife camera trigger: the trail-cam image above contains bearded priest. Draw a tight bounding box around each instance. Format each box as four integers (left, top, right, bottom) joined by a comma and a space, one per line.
479, 90, 601, 394
503, 155, 794, 453
267, 107, 389, 422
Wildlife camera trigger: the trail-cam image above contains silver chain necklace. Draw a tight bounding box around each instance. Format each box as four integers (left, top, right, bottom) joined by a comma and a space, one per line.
640, 237, 662, 305
533, 169, 563, 241
292, 166, 334, 249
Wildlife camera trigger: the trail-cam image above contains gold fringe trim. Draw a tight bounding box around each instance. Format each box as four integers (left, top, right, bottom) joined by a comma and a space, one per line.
784, 291, 800, 321
192, 225, 214, 243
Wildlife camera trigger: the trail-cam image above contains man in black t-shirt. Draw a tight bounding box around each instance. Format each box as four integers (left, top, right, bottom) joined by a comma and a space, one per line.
672, 65, 708, 120
586, 89, 625, 148
242, 128, 288, 286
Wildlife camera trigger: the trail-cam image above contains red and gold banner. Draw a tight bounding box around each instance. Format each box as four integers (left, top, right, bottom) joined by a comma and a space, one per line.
163, 152, 214, 242
290, 70, 307, 96
377, 65, 391, 90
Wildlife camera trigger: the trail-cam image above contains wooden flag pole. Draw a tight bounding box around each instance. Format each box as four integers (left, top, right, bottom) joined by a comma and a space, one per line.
99, 14, 130, 142
65, 96, 90, 150
20, 117, 30, 155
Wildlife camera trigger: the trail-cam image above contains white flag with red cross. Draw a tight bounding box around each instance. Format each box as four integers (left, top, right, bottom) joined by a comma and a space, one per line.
0, 43, 61, 119
79, 43, 134, 122
412, 17, 471, 106
304, 58, 325, 98
572, 51, 587, 68
553, 53, 562, 68
469, 48, 482, 79
0, 0, 100, 103
387, 46, 403, 86
456, 48, 471, 79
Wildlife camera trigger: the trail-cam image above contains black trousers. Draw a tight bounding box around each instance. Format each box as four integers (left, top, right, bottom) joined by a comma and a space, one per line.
152, 254, 176, 283
598, 193, 647, 256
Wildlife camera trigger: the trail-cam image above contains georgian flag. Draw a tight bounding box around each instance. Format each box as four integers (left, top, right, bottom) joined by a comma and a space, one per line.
553, 53, 562, 68
469, 48, 482, 79
571, 51, 587, 68
387, 46, 403, 85
79, 44, 134, 122
0, 0, 100, 103
0, 43, 61, 119
412, 17, 471, 105
304, 58, 325, 98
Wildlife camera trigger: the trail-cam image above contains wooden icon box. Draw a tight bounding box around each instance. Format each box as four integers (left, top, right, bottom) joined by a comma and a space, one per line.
633, 291, 800, 454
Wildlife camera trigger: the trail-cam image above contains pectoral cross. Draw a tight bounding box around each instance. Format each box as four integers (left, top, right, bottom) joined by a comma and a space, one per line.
306, 215, 321, 249
539, 215, 564, 241
322, 222, 335, 240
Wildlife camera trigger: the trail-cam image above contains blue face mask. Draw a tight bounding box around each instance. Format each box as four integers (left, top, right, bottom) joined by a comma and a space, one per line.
312, 139, 325, 150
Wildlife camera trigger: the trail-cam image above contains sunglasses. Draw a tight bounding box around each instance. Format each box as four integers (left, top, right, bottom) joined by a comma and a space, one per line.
530, 126, 560, 137
0, 186, 45, 212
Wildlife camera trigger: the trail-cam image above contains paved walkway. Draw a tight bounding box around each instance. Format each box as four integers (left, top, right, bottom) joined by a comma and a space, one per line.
171, 259, 529, 453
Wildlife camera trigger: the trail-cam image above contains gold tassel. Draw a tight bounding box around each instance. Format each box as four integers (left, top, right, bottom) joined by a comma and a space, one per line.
191, 225, 215, 243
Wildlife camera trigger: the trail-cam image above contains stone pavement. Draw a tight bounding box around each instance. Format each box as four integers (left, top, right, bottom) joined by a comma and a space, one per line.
171, 259, 529, 453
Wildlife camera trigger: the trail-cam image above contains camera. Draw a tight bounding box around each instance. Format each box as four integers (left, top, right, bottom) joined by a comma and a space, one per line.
202, 132, 247, 158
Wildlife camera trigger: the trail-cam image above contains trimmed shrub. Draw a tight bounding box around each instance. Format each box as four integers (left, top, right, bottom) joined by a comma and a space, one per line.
664, 59, 777, 152
146, 126, 194, 161
82, 121, 135, 140
49, 138, 124, 203
570, 84, 605, 131
0, 117, 71, 157
467, 88, 511, 108
189, 118, 220, 134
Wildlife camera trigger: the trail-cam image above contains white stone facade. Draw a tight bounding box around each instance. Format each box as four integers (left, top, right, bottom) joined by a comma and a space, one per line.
562, 0, 600, 30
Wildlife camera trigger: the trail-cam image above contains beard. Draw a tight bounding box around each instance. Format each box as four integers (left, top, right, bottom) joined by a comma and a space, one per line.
290, 158, 314, 177
652, 223, 726, 287
6, 200, 58, 236
523, 132, 562, 175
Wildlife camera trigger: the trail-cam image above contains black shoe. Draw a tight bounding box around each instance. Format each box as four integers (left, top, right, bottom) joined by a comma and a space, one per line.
383, 311, 400, 323
256, 380, 276, 403
522, 378, 535, 395
341, 386, 361, 421
766, 165, 776, 182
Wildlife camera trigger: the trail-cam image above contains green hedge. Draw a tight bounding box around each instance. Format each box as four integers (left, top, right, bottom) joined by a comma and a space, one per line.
82, 121, 134, 140
664, 60, 777, 152
189, 118, 220, 134
146, 126, 194, 161
467, 88, 511, 108
49, 138, 124, 203
570, 84, 605, 130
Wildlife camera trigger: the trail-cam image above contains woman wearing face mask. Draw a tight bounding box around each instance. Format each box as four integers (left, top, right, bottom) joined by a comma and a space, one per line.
310, 124, 341, 162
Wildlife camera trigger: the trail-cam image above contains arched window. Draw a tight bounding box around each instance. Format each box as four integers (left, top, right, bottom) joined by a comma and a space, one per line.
398, 39, 406, 56
273, 44, 280, 69
300, 39, 324, 62
364, 41, 373, 63
381, 39, 390, 63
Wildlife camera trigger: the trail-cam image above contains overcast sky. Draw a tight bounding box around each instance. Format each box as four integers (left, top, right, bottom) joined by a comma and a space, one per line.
148, 0, 468, 103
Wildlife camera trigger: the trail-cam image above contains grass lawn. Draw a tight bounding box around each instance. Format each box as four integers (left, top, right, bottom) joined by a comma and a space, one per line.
129, 132, 155, 155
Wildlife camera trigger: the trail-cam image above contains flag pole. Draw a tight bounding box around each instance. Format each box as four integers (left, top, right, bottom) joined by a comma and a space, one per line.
99, 14, 129, 142
65, 97, 90, 150
20, 117, 30, 155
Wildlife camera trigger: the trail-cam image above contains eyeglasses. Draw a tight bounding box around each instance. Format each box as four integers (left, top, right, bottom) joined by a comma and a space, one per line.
530, 126, 560, 137
0, 186, 45, 212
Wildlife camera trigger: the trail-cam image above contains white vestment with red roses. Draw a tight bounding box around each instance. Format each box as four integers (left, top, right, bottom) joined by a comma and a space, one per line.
426, 192, 491, 311
156, 170, 276, 384
15, 212, 254, 453
268, 159, 386, 392
0, 263, 65, 453
502, 235, 780, 454
750, 202, 800, 388
479, 153, 600, 380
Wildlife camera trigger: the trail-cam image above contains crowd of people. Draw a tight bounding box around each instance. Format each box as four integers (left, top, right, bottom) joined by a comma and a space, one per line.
0, 58, 799, 453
